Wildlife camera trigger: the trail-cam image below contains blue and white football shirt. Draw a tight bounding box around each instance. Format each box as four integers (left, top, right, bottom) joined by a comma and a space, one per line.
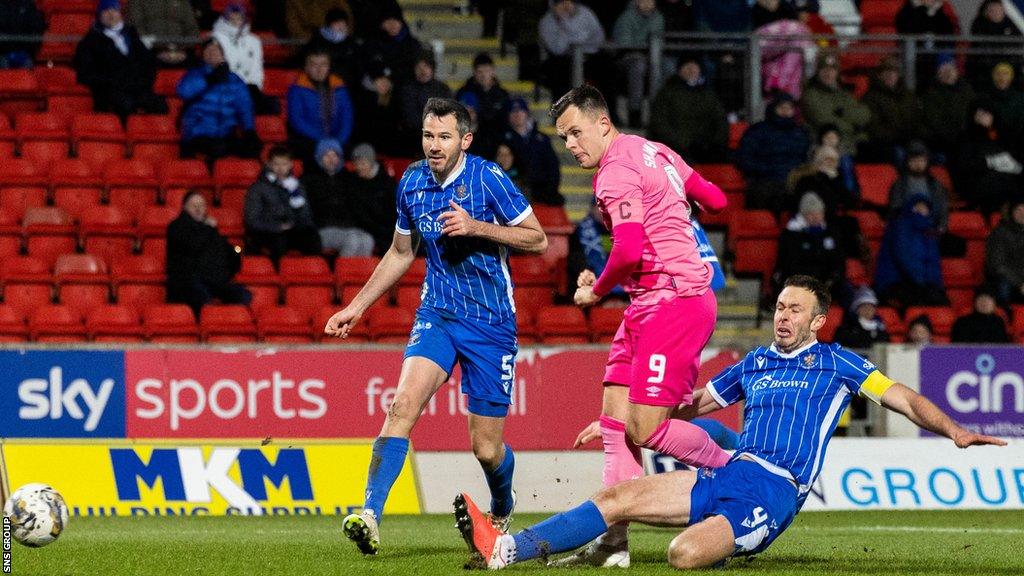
395, 154, 533, 324
706, 341, 895, 493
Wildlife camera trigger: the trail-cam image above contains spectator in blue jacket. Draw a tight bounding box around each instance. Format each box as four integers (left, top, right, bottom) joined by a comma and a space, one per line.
502, 98, 564, 206
177, 38, 260, 163
874, 193, 949, 309
736, 92, 811, 211
287, 49, 355, 166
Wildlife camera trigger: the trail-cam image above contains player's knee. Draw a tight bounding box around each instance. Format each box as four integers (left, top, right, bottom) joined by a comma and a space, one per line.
625, 419, 657, 447
591, 484, 628, 523
383, 393, 417, 425
667, 536, 708, 570
471, 440, 503, 468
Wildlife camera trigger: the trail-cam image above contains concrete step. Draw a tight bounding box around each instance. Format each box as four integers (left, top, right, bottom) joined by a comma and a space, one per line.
401, 0, 467, 12
439, 37, 500, 56
406, 11, 482, 39
439, 54, 519, 84
444, 78, 536, 100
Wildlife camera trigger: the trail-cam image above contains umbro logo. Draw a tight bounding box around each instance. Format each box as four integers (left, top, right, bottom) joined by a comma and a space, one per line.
645, 386, 662, 397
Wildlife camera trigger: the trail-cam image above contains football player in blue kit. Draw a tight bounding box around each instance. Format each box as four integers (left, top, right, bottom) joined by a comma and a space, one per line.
325, 98, 547, 555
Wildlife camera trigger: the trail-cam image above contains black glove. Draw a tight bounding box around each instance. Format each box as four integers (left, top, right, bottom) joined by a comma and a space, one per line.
208, 63, 230, 85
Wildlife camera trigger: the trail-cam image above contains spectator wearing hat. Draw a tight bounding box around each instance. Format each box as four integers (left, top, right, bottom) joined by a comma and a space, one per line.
502, 97, 564, 206
834, 287, 891, 349
363, 10, 423, 88
862, 56, 923, 163
538, 0, 606, 100
213, 2, 279, 116
178, 38, 260, 163
896, 0, 960, 88
344, 143, 397, 255
648, 57, 728, 163
74, 0, 168, 120
772, 192, 847, 299
954, 101, 1023, 215
788, 144, 862, 256
736, 93, 811, 211
985, 196, 1024, 306
968, 0, 1022, 88
166, 191, 251, 317
982, 62, 1024, 155
303, 139, 375, 257
906, 314, 934, 344
0, 0, 44, 69
286, 0, 354, 40
951, 290, 1011, 343
815, 124, 860, 196
888, 141, 950, 232
398, 51, 452, 155
802, 52, 871, 156
244, 146, 322, 265
921, 54, 976, 160
287, 49, 355, 166
612, 0, 665, 127
456, 53, 511, 149
303, 9, 365, 91
127, 0, 198, 66
874, 193, 948, 309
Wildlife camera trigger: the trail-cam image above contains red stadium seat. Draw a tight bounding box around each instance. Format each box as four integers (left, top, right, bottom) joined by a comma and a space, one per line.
942, 258, 978, 313
947, 211, 989, 268
200, 304, 257, 342
111, 255, 166, 311
845, 258, 870, 287
0, 114, 15, 158
696, 163, 746, 195
728, 121, 748, 151
366, 306, 414, 343
0, 304, 27, 342
904, 306, 957, 338
23, 207, 76, 267
154, 69, 187, 97
515, 308, 538, 344
35, 66, 89, 96
314, 305, 368, 342
73, 113, 127, 167
236, 256, 281, 311
854, 164, 898, 208
589, 306, 624, 343
817, 305, 844, 343
0, 70, 43, 116
105, 158, 160, 210
159, 159, 212, 194
30, 305, 86, 342
144, 304, 198, 342
206, 207, 244, 245
0, 210, 21, 257
38, 13, 93, 62
86, 305, 145, 342
1, 255, 53, 315
254, 116, 286, 144
51, 158, 103, 221
127, 114, 180, 162
729, 210, 779, 281
54, 253, 110, 316
513, 286, 555, 316
536, 305, 588, 343
262, 69, 298, 98
400, 258, 427, 287
16, 111, 69, 141
46, 95, 94, 125
532, 205, 573, 234
257, 306, 312, 343
876, 306, 904, 338
335, 257, 380, 289
280, 256, 335, 316
213, 158, 261, 206
510, 256, 553, 287
860, 0, 903, 31
138, 205, 178, 239
395, 285, 422, 310
79, 206, 136, 263
256, 31, 292, 66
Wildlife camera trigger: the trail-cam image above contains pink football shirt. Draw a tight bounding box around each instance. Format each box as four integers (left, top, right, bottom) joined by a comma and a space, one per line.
594, 134, 713, 303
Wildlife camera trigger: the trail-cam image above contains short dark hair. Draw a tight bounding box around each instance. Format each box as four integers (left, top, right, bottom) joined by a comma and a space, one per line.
267, 145, 292, 161
305, 49, 330, 63
782, 275, 831, 316
181, 190, 205, 206
549, 84, 609, 121
472, 52, 494, 68
423, 97, 472, 136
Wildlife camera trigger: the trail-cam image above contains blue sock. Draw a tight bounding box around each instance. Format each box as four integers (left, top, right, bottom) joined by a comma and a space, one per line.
512, 501, 608, 562
693, 417, 741, 451
485, 444, 515, 517
362, 436, 409, 521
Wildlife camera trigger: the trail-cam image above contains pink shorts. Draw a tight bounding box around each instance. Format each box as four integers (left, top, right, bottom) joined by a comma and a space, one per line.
603, 290, 717, 407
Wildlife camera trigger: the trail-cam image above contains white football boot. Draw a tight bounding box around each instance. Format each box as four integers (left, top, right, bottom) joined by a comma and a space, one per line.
548, 526, 630, 568
343, 510, 380, 555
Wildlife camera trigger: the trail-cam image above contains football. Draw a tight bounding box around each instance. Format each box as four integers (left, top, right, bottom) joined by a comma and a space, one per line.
3, 483, 69, 547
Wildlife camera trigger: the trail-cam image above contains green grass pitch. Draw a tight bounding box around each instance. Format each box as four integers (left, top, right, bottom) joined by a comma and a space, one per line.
10, 510, 1023, 575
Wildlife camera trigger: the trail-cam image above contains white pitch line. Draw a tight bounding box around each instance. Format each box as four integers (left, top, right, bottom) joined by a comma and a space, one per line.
791, 525, 1024, 535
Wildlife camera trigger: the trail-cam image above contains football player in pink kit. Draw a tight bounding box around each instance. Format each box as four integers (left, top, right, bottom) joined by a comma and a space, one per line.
552, 85, 731, 567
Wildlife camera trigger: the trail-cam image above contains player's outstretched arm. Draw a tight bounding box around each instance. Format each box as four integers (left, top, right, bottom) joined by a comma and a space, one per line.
439, 200, 548, 254
324, 231, 417, 338
671, 388, 725, 421
880, 383, 1008, 448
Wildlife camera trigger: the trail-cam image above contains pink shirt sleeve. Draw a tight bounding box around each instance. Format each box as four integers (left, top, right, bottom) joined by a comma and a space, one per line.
684, 172, 727, 213
595, 160, 645, 228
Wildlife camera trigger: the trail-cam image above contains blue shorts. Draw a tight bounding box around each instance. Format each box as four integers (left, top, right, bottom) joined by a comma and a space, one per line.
689, 459, 799, 556
404, 307, 517, 417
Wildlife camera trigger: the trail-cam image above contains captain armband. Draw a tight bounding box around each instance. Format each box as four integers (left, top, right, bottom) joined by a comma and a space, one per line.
859, 370, 896, 405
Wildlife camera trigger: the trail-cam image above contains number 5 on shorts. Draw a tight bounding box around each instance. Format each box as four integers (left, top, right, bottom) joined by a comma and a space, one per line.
648, 354, 666, 383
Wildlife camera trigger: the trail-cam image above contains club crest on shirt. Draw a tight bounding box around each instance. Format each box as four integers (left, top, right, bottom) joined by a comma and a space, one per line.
454, 184, 468, 200
802, 353, 818, 369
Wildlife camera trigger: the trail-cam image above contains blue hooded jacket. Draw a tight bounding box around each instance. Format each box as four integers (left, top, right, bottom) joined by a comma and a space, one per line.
177, 64, 254, 142
874, 194, 943, 294
287, 72, 354, 146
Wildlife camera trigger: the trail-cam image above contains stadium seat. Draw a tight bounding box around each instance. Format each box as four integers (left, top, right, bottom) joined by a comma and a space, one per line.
729, 210, 779, 281
137, 205, 178, 252
399, 258, 427, 287
0, 114, 15, 158
111, 255, 166, 312
262, 69, 299, 98
904, 306, 956, 338
127, 115, 180, 163
79, 206, 136, 263
38, 13, 93, 62
335, 257, 380, 289
86, 305, 145, 342
817, 305, 844, 343
159, 159, 213, 197
257, 31, 293, 66
54, 253, 110, 315
72, 113, 127, 167
0, 210, 21, 257
845, 258, 870, 287
0, 255, 52, 314
588, 306, 624, 343
379, 156, 414, 180
394, 285, 421, 311
314, 305, 368, 342
1012, 305, 1024, 342
696, 163, 746, 195
207, 207, 244, 245
280, 256, 335, 317
46, 95, 94, 125
254, 116, 286, 144
854, 164, 898, 208
200, 304, 257, 342
144, 304, 198, 342
849, 209, 884, 258
256, 306, 312, 343
0, 70, 43, 115
50, 159, 103, 220
213, 158, 261, 207
0, 304, 27, 342
38, 0, 97, 14
876, 306, 904, 339
941, 258, 978, 313
35, 66, 89, 96
23, 207, 77, 267
532, 205, 573, 234
947, 211, 989, 269
235, 256, 281, 311
510, 256, 553, 287
105, 158, 160, 211
728, 121, 748, 151
21, 140, 71, 168
15, 111, 70, 141
366, 306, 415, 343
513, 286, 555, 316
536, 305, 589, 344
860, 0, 903, 31
515, 308, 538, 344
154, 69, 187, 97
30, 305, 87, 342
